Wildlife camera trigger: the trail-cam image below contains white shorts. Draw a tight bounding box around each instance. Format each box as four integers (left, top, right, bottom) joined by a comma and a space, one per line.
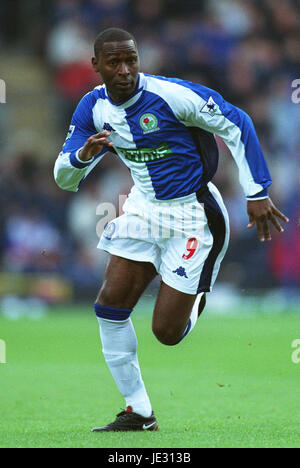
98, 182, 230, 295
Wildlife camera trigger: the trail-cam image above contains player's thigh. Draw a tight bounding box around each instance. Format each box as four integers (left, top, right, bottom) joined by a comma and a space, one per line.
96, 255, 157, 309
152, 282, 197, 345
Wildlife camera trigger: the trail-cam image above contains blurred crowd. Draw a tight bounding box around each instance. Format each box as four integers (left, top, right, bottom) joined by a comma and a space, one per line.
0, 0, 299, 299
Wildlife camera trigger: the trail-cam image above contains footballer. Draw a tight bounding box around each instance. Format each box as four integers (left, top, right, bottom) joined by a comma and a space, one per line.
54, 28, 288, 432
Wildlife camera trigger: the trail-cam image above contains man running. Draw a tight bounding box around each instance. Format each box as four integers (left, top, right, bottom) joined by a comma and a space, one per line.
54, 28, 288, 432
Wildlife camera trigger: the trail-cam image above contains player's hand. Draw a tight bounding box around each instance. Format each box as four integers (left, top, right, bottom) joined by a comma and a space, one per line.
247, 198, 289, 242
78, 131, 114, 161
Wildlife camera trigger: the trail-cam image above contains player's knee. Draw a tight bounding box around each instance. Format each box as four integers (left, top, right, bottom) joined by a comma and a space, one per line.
152, 323, 181, 346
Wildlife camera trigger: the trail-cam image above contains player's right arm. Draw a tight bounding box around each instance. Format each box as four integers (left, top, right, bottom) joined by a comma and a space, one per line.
54, 92, 113, 192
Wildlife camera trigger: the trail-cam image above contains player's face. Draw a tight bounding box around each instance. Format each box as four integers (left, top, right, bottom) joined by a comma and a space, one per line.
93, 40, 140, 103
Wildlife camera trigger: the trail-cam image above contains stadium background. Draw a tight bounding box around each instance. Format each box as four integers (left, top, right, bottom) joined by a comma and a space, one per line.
0, 0, 299, 312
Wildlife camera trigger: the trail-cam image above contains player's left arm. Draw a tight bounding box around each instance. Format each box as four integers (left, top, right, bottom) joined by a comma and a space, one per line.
179, 83, 289, 241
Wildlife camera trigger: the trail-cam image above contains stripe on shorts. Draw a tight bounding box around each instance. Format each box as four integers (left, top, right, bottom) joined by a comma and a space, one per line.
196, 187, 226, 293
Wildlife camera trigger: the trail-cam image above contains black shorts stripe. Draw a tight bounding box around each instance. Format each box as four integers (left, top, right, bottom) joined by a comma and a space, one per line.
196, 187, 226, 293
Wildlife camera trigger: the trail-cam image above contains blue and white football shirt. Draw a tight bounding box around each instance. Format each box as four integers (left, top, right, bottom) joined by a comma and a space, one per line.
54, 73, 272, 200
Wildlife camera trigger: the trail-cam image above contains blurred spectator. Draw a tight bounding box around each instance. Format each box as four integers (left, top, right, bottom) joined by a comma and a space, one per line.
3, 210, 62, 273
47, 16, 99, 126
269, 195, 300, 300
209, 0, 258, 37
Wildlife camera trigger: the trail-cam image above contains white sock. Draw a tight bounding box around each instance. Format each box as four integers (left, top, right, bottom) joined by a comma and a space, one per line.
181, 292, 205, 341
97, 317, 152, 417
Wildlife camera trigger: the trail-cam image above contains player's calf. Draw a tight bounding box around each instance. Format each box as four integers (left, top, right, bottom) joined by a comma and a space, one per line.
152, 292, 206, 346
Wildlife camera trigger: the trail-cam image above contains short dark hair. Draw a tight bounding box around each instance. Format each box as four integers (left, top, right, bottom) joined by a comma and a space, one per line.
94, 28, 136, 57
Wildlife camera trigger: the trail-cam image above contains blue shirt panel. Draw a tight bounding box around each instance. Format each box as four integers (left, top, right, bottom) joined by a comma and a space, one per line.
124, 90, 204, 199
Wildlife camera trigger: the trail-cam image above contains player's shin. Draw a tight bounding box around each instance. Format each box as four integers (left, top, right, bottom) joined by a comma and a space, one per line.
94, 304, 152, 417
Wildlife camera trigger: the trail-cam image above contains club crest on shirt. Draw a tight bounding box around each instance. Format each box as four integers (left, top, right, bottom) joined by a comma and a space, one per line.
200, 96, 221, 116
139, 113, 160, 134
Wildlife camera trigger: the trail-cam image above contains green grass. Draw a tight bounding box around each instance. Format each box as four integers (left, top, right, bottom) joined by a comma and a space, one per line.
0, 301, 300, 448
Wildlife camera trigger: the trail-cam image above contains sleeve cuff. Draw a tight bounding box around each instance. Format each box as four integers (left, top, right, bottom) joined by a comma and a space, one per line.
69, 148, 95, 169
246, 187, 269, 201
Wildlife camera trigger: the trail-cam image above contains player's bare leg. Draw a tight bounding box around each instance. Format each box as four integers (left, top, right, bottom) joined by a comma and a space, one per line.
152, 282, 206, 346
96, 255, 157, 308
93, 255, 158, 432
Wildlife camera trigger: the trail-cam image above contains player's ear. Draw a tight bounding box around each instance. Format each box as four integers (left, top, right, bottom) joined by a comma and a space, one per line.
92, 56, 100, 73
